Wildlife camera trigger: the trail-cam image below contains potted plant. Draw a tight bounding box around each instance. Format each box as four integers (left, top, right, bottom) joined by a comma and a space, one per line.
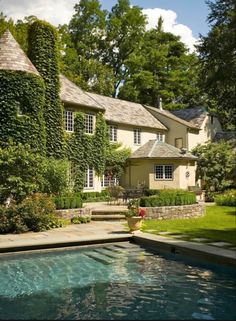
125, 199, 146, 232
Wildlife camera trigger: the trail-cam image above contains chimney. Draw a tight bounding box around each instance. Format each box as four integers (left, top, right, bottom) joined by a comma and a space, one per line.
159, 96, 163, 110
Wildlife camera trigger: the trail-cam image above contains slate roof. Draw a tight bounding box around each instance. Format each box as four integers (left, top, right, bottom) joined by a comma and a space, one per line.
213, 131, 236, 144
59, 75, 104, 110
0, 30, 39, 75
86, 92, 167, 130
170, 106, 208, 128
144, 105, 199, 130
130, 140, 197, 160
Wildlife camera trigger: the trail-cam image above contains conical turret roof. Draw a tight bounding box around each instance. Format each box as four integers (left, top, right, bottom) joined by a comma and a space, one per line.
0, 29, 39, 75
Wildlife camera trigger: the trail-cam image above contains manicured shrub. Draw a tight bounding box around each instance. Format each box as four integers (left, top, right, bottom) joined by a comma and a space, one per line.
54, 193, 82, 209
139, 189, 196, 207
215, 189, 236, 206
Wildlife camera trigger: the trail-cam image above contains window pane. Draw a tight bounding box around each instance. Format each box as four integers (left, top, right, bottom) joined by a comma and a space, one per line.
110, 125, 117, 142
85, 113, 94, 134
155, 165, 163, 179
164, 165, 173, 179
134, 129, 141, 145
84, 167, 94, 188
64, 111, 74, 132
157, 132, 165, 142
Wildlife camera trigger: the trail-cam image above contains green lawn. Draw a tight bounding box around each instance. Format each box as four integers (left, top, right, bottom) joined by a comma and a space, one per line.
141, 206, 236, 246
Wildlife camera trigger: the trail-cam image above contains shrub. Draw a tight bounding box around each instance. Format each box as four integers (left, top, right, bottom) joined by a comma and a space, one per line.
18, 193, 61, 232
54, 194, 82, 209
81, 190, 109, 202
71, 216, 91, 224
0, 205, 28, 234
215, 189, 236, 206
139, 189, 196, 207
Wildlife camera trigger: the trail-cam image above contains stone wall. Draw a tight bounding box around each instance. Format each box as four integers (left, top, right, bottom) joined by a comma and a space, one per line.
144, 203, 205, 220
56, 208, 91, 219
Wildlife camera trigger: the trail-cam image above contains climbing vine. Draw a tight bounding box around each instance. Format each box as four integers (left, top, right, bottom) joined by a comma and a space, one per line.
67, 112, 109, 191
28, 20, 65, 158
0, 70, 46, 153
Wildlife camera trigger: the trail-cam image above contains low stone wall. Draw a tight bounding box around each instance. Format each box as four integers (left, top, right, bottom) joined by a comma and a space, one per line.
144, 203, 205, 220
56, 208, 91, 219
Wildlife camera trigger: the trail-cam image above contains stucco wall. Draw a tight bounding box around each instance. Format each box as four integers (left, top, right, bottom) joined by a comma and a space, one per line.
108, 122, 166, 152
188, 115, 222, 150
124, 159, 196, 189
144, 203, 205, 220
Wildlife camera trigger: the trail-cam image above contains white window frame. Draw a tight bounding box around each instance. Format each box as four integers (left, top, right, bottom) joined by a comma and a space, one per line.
64, 110, 74, 132
85, 113, 95, 134
101, 174, 118, 188
84, 167, 94, 189
109, 125, 118, 142
155, 165, 173, 180
134, 128, 141, 145
156, 132, 165, 142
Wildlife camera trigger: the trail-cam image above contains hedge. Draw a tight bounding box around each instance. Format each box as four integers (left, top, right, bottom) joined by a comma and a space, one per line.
139, 189, 196, 207
54, 194, 82, 209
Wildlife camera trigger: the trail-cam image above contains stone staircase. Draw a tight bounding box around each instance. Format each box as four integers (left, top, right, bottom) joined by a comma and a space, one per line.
91, 209, 128, 221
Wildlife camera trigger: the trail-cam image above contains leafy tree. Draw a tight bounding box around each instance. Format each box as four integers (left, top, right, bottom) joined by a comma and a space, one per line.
104, 0, 146, 96
118, 20, 203, 109
0, 143, 45, 204
105, 143, 131, 182
197, 0, 236, 129
192, 141, 236, 192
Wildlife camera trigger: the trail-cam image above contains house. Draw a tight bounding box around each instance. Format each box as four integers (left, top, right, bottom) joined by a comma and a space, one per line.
0, 30, 223, 193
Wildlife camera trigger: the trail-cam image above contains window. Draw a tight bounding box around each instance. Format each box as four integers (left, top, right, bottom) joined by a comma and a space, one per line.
64, 110, 74, 132
101, 174, 118, 188
156, 132, 165, 142
155, 165, 173, 180
85, 113, 94, 134
134, 128, 141, 145
109, 125, 117, 142
175, 137, 183, 149
84, 167, 94, 188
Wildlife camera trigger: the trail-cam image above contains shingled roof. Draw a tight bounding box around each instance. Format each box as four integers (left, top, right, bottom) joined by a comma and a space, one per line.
171, 106, 208, 128
0, 30, 39, 75
85, 92, 167, 130
144, 105, 199, 130
59, 74, 104, 111
130, 140, 197, 160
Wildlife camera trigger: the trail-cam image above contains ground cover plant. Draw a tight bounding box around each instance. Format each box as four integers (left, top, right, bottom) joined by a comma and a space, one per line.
141, 205, 236, 246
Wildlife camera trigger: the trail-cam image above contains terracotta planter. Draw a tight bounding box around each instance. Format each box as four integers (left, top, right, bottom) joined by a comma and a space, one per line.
126, 216, 143, 232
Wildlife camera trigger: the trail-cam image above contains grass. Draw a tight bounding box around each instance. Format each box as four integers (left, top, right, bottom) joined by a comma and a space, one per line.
141, 205, 236, 246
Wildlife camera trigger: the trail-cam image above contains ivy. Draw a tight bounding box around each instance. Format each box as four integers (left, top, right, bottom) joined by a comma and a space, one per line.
67, 112, 109, 192
28, 20, 65, 158
0, 70, 46, 153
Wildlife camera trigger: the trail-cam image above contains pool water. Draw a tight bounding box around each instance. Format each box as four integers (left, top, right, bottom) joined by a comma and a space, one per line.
0, 242, 235, 320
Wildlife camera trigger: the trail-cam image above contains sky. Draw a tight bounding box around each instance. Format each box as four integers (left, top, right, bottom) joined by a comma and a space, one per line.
0, 0, 210, 52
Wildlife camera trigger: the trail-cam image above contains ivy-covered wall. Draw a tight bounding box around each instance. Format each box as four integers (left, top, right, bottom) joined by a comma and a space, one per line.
28, 20, 65, 158
67, 112, 109, 191
0, 70, 46, 153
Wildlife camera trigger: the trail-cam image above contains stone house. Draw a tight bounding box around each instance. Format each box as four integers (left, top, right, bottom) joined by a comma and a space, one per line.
0, 30, 223, 193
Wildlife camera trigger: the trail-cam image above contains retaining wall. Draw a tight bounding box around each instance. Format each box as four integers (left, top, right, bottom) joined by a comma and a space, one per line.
144, 203, 205, 220
56, 208, 91, 219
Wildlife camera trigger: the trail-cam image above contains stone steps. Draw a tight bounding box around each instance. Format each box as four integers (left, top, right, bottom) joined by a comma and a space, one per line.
91, 209, 127, 221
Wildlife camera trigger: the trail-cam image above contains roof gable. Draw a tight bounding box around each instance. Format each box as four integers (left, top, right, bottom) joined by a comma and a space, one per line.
130, 140, 197, 160
0, 30, 39, 75
171, 107, 208, 128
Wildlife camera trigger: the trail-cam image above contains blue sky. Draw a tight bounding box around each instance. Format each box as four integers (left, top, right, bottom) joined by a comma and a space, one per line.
1, 0, 210, 52
101, 0, 209, 38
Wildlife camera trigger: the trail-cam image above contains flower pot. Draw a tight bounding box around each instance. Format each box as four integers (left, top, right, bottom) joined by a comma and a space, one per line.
126, 216, 143, 232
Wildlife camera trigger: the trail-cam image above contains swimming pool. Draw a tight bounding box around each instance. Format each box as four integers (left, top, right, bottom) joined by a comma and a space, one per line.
0, 242, 235, 320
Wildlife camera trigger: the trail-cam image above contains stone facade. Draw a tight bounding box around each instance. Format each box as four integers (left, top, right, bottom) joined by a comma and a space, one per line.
56, 208, 91, 219
144, 203, 205, 220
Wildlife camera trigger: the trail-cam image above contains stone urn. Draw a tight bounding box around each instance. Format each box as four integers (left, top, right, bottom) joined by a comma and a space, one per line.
126, 216, 143, 232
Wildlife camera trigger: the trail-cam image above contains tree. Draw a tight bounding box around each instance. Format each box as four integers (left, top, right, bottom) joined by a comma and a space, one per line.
118, 20, 203, 109
192, 141, 236, 193
104, 0, 146, 96
197, 0, 236, 129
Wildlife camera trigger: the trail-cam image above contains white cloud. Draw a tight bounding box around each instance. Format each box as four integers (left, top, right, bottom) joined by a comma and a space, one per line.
0, 0, 76, 26
142, 8, 197, 52
0, 1, 197, 52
